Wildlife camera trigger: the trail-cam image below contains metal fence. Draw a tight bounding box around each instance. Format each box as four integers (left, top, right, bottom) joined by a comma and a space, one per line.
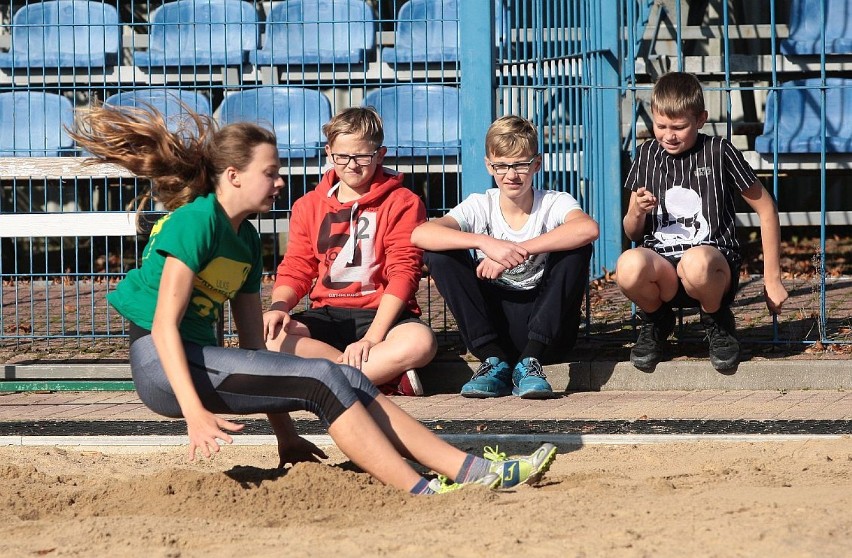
0, 0, 849, 359
618, 0, 852, 346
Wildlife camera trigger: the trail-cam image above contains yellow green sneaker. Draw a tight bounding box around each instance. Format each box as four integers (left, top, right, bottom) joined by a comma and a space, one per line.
484, 443, 558, 488
430, 472, 501, 493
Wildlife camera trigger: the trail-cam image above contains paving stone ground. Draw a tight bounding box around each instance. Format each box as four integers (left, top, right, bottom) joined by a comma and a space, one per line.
1, 276, 850, 429
2, 389, 851, 424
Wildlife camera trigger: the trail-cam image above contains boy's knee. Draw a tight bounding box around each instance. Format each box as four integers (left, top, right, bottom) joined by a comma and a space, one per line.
577, 242, 594, 259
680, 245, 725, 265
679, 249, 728, 282
421, 329, 439, 361
424, 249, 466, 267
423, 250, 476, 283
422, 250, 443, 275
413, 324, 438, 354
615, 249, 648, 283
390, 322, 438, 363
546, 244, 593, 271
561, 243, 593, 268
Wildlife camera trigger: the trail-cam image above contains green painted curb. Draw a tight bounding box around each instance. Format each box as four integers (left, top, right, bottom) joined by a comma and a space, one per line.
0, 381, 135, 392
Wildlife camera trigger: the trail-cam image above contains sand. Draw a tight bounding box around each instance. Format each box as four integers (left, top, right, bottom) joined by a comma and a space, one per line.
1, 437, 851, 557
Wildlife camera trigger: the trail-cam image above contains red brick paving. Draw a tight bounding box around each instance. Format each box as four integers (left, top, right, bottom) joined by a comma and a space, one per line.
3, 389, 851, 422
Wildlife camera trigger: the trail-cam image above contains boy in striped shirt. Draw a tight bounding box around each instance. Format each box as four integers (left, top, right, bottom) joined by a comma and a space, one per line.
616, 72, 788, 371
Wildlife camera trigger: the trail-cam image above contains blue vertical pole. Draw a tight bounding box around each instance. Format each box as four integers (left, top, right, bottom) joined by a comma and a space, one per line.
459, 1, 496, 196
592, 0, 623, 273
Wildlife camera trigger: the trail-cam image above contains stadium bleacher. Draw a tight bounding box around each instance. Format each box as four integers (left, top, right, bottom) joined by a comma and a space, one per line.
0, 91, 75, 156
781, 0, 852, 55
382, 0, 507, 65
250, 0, 376, 67
103, 88, 213, 140
755, 78, 852, 154
0, 0, 121, 70
362, 84, 460, 157
132, 0, 259, 68
217, 86, 332, 160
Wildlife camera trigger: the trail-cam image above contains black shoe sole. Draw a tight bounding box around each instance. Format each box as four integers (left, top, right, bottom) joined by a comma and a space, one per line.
710, 356, 739, 371
630, 351, 661, 371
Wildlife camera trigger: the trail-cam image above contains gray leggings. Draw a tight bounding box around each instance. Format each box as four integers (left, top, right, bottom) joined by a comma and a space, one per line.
129, 334, 379, 426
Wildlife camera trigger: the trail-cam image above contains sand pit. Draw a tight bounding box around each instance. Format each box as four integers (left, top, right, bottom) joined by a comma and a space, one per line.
1, 437, 850, 557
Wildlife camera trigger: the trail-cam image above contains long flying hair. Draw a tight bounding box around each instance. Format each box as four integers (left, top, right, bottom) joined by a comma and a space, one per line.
72, 104, 277, 212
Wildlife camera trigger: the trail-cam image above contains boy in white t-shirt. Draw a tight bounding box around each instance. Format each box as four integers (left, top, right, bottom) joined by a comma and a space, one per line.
411, 116, 599, 398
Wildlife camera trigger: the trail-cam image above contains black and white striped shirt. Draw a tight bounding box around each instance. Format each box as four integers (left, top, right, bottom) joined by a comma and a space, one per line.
624, 134, 757, 261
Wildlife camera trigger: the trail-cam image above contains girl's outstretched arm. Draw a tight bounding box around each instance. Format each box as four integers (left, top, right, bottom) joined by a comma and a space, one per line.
152, 256, 244, 460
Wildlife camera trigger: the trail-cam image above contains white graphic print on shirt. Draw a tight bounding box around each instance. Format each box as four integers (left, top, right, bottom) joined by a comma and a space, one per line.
653, 185, 710, 248
318, 209, 379, 296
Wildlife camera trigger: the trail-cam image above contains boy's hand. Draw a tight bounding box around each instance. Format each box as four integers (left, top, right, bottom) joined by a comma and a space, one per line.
763, 279, 788, 314
263, 309, 291, 341
632, 187, 658, 214
339, 339, 376, 370
479, 237, 528, 269
476, 257, 509, 280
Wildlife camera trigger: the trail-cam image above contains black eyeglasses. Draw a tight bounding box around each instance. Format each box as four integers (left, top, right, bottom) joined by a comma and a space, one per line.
330, 150, 379, 166
487, 155, 539, 176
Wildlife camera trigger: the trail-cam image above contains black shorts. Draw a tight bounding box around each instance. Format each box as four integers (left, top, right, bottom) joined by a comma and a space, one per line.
291, 306, 425, 352
662, 254, 741, 308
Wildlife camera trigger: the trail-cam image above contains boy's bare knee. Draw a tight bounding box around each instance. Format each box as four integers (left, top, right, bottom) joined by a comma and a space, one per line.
387, 323, 438, 365
408, 326, 439, 364
679, 249, 728, 285
616, 250, 646, 282
678, 259, 710, 283
617, 250, 663, 290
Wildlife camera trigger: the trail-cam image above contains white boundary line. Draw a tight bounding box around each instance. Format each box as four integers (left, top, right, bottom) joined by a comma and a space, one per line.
1, 433, 845, 449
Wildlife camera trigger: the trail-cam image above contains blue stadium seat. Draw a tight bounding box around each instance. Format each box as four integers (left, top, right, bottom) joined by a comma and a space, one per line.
755, 78, 852, 153
382, 0, 506, 64
133, 0, 258, 68
0, 92, 75, 156
781, 0, 852, 55
249, 0, 376, 66
217, 87, 331, 159
0, 0, 121, 69
104, 89, 212, 134
362, 85, 460, 157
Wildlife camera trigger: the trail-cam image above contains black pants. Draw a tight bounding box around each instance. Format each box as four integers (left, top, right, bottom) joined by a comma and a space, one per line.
424, 244, 592, 364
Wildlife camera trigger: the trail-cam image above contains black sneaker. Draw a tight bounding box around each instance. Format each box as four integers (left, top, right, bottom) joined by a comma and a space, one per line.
701, 307, 740, 371
630, 307, 676, 370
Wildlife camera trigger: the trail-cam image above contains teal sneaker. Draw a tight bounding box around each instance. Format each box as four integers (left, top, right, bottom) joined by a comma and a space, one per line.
460, 357, 512, 398
511, 357, 555, 399
429, 472, 501, 494
484, 443, 558, 488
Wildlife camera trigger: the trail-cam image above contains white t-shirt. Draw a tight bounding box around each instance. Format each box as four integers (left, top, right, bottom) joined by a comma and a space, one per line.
447, 188, 582, 291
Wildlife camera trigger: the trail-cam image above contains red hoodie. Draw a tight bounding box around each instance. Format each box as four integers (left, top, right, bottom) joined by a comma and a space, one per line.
274, 167, 426, 314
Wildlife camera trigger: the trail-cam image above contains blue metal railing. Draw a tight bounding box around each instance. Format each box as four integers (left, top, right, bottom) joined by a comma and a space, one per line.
625, 0, 850, 347
1, 0, 849, 353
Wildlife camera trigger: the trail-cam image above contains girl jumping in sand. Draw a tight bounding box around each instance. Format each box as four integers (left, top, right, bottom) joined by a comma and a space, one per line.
70, 104, 555, 494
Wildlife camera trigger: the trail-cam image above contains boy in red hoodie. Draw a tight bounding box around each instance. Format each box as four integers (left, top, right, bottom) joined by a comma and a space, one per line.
263, 107, 436, 396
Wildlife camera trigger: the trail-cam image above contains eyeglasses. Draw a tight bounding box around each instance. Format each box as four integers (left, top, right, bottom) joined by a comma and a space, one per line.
330, 150, 379, 166
487, 155, 539, 176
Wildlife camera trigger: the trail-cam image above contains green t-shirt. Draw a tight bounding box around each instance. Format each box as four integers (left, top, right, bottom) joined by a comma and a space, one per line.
108, 193, 263, 346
